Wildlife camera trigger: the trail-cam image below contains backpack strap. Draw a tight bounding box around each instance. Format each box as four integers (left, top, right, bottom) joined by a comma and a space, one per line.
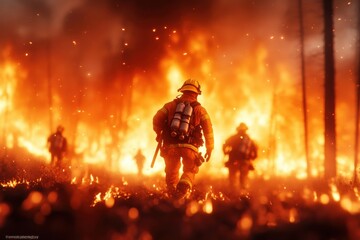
190, 101, 200, 108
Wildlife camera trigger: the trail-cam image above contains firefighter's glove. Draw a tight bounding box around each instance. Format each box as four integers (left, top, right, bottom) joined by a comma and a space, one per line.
155, 134, 162, 143
249, 164, 255, 171
205, 150, 212, 162
195, 153, 205, 167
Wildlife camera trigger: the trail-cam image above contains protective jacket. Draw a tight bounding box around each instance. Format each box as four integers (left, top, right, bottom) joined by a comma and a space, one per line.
223, 132, 257, 162
223, 130, 257, 189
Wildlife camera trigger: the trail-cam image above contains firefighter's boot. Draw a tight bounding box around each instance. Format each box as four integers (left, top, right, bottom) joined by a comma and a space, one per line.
174, 182, 191, 200
166, 185, 177, 198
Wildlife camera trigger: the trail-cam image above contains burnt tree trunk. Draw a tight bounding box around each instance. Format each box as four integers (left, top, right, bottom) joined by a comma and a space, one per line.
323, 0, 336, 180
47, 37, 53, 134
354, 0, 360, 185
298, 0, 311, 178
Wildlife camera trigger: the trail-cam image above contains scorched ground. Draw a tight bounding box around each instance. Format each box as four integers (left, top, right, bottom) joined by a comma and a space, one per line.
0, 149, 359, 240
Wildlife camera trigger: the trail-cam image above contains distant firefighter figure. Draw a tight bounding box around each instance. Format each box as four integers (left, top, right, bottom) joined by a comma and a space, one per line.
223, 122, 258, 190
134, 149, 146, 176
47, 125, 68, 168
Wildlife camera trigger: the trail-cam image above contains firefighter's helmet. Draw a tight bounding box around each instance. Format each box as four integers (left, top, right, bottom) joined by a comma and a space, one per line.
57, 125, 65, 133
236, 122, 248, 132
178, 79, 201, 95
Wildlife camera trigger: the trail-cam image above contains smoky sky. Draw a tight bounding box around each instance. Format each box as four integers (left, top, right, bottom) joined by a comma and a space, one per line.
0, 0, 358, 126
1, 0, 357, 77
0, 0, 214, 71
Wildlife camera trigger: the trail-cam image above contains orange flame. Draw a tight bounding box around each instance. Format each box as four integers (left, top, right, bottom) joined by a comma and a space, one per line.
0, 26, 356, 181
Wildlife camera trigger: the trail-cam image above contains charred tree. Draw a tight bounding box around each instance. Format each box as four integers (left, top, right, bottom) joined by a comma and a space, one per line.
323, 0, 336, 180
47, 36, 53, 134
354, 0, 360, 185
298, 0, 311, 178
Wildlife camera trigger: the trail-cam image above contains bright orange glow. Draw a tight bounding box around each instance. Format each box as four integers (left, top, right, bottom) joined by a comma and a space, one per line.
91, 185, 121, 207
22, 191, 43, 210
237, 214, 253, 232
0, 22, 356, 181
330, 182, 340, 202
1, 179, 30, 188
105, 197, 115, 208
289, 208, 298, 223
202, 199, 213, 214
92, 193, 101, 207
29, 191, 43, 204
47, 191, 58, 204
186, 201, 200, 216
128, 207, 139, 220
320, 194, 330, 205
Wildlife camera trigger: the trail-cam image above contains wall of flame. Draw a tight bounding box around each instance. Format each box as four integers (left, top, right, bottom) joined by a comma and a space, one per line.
0, 0, 358, 179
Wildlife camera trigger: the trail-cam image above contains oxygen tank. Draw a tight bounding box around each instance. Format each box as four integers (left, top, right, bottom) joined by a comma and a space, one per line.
170, 102, 186, 137
179, 103, 193, 140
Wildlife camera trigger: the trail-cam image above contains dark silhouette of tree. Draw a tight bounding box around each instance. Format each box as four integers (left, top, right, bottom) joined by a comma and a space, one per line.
323, 0, 336, 180
298, 0, 311, 179
354, 0, 360, 185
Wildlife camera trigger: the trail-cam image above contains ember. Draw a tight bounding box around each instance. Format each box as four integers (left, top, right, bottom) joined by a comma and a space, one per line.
0, 0, 359, 239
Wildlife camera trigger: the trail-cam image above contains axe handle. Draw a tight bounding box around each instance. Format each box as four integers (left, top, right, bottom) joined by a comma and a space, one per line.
151, 141, 161, 168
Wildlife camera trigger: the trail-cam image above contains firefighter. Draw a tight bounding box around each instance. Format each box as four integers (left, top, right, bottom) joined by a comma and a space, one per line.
134, 149, 146, 176
223, 122, 258, 190
47, 125, 68, 168
153, 79, 214, 199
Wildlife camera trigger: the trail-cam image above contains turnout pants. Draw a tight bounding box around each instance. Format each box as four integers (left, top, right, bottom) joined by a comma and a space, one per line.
162, 146, 199, 190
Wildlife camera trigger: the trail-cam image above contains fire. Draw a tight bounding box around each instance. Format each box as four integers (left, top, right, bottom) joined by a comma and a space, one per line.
91, 185, 122, 207
158, 35, 313, 178
0, 42, 349, 180
0, 61, 16, 112
340, 197, 360, 214
0, 2, 357, 183
0, 179, 30, 188
0, 57, 18, 149
330, 181, 341, 202
0, 55, 49, 160
0, 40, 353, 182
70, 174, 99, 185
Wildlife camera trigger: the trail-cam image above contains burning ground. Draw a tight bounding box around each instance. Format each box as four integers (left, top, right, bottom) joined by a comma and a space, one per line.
1, 151, 360, 240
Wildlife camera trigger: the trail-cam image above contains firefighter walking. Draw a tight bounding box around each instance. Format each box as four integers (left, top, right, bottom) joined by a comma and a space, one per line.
47, 125, 68, 168
134, 149, 146, 176
223, 122, 258, 191
153, 79, 214, 199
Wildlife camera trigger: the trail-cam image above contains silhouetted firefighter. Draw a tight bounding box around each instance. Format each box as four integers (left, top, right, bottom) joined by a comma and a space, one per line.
223, 122, 258, 191
47, 125, 68, 168
152, 79, 214, 200
134, 148, 146, 176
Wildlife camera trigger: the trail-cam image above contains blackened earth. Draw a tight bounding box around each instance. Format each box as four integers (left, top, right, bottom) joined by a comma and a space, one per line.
0, 149, 359, 240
